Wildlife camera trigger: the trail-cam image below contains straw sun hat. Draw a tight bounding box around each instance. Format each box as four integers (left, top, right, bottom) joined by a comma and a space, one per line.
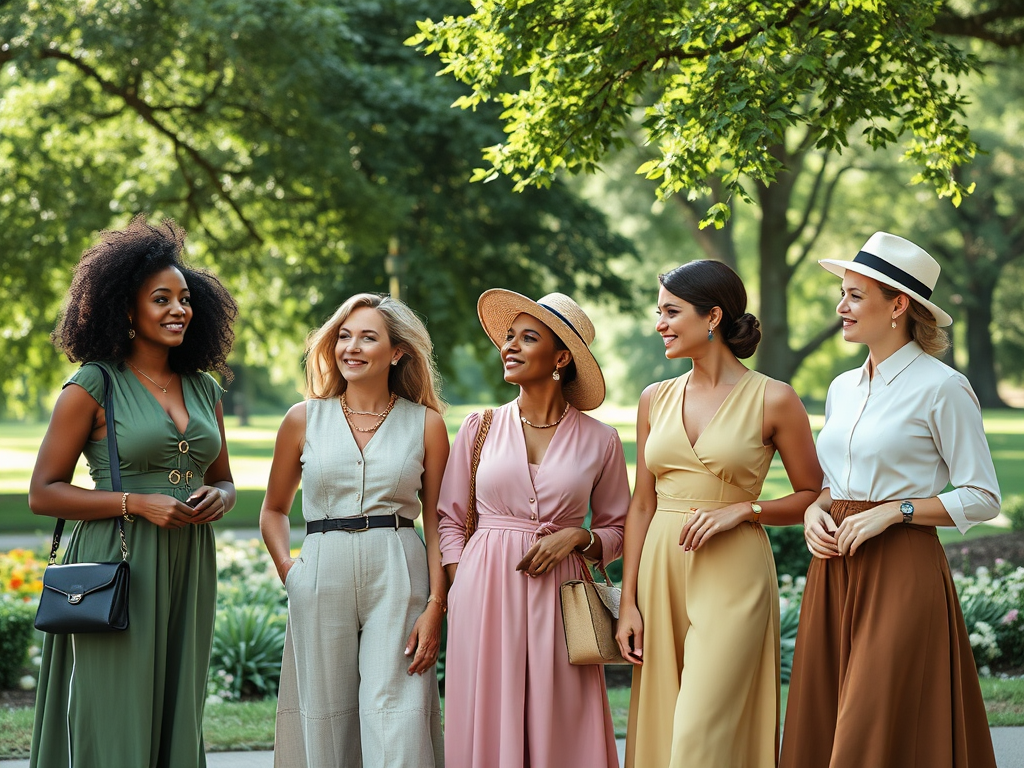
477, 290, 606, 411
819, 231, 953, 327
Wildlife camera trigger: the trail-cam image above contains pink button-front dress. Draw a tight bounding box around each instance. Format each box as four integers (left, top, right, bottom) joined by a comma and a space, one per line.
438, 402, 630, 768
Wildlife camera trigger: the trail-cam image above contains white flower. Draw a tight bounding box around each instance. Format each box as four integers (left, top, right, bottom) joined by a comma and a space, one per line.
19, 675, 36, 690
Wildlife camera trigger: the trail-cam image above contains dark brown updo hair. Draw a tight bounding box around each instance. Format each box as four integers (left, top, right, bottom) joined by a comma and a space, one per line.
659, 260, 761, 359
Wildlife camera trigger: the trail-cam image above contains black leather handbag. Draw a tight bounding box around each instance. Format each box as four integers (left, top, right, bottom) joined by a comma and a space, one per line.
34, 366, 130, 634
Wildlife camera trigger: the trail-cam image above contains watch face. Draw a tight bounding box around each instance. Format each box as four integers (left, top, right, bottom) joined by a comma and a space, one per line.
900, 501, 914, 515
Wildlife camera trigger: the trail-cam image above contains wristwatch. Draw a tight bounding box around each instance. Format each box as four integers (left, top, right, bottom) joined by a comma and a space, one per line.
751, 502, 762, 524
900, 500, 914, 524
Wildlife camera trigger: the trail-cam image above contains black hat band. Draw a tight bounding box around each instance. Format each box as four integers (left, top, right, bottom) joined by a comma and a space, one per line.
853, 251, 933, 300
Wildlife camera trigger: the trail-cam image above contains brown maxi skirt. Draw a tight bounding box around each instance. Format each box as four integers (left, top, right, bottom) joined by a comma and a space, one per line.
780, 500, 996, 768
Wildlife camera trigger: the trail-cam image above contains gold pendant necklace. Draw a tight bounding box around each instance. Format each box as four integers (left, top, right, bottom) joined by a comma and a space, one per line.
518, 398, 570, 429
342, 392, 398, 433
128, 361, 174, 393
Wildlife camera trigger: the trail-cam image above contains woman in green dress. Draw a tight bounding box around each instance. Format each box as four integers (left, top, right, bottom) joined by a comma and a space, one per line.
28, 215, 239, 768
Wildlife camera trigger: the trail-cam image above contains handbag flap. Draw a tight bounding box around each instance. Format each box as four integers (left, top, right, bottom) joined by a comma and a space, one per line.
42, 562, 125, 600
591, 582, 621, 619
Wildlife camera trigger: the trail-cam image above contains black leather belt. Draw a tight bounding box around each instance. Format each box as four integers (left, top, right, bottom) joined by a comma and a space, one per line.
306, 515, 414, 534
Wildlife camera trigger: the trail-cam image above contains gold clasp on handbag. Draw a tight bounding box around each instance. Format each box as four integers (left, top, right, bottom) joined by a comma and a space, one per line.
68, 593, 83, 604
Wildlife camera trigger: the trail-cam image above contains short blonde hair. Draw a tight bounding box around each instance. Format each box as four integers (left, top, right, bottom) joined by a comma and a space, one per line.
305, 293, 445, 413
877, 282, 951, 358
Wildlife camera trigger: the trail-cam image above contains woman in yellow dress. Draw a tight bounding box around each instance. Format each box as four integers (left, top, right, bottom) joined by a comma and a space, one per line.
616, 260, 822, 767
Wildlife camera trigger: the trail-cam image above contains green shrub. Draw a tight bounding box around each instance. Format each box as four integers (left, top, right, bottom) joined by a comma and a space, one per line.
209, 604, 287, 700
768, 526, 811, 579
1004, 495, 1024, 532
0, 598, 36, 689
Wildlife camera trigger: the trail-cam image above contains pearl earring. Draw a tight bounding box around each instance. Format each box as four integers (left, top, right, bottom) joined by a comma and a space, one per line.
391, 359, 398, 366
552, 369, 561, 381
891, 317, 898, 329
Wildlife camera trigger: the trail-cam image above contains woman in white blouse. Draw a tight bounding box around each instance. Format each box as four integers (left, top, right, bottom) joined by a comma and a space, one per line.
780, 232, 1001, 768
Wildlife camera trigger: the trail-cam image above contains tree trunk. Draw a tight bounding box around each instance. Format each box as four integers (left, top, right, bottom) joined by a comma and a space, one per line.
963, 277, 1008, 408
754, 159, 798, 381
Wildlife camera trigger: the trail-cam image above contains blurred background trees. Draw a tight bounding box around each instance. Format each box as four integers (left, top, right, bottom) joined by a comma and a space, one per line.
1, 0, 1022, 416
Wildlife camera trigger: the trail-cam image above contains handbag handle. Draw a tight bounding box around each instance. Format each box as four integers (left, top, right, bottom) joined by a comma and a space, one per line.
47, 365, 128, 564
463, 408, 494, 545
572, 551, 614, 586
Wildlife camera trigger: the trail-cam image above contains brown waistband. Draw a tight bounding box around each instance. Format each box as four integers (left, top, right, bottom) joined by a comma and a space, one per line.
829, 499, 936, 534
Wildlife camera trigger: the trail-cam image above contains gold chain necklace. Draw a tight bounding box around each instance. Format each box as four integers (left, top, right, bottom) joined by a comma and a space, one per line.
341, 393, 392, 417
342, 392, 398, 433
517, 398, 570, 429
127, 361, 174, 393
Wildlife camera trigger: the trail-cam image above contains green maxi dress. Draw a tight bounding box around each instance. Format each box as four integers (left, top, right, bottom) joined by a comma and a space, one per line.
30, 361, 224, 768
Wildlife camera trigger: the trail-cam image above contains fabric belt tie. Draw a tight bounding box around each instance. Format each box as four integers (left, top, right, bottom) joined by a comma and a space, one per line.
476, 515, 584, 540
306, 514, 414, 535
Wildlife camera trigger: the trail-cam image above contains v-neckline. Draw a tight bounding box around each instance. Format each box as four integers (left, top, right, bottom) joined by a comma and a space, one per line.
513, 399, 571, 475
679, 368, 751, 451
125, 366, 192, 436
339, 396, 396, 457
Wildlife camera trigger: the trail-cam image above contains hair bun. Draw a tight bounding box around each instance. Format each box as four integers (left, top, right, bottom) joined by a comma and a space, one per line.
725, 312, 761, 359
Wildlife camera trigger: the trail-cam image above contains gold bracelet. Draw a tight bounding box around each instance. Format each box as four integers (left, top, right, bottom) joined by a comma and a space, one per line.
121, 492, 134, 523
427, 594, 448, 614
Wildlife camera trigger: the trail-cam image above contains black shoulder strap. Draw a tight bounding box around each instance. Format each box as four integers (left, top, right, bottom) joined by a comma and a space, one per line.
47, 365, 125, 565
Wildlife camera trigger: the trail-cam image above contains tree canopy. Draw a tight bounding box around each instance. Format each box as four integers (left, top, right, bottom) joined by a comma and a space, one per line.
0, 0, 635, 415
411, 0, 1024, 227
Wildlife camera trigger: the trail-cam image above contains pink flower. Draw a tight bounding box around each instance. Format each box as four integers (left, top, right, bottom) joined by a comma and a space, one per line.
1001, 609, 1019, 625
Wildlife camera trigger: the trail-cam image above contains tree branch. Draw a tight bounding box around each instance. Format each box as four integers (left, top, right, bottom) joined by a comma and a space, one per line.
930, 3, 1024, 48
792, 318, 842, 370
39, 48, 263, 244
789, 163, 855, 275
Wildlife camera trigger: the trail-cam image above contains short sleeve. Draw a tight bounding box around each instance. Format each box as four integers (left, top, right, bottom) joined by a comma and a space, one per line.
64, 363, 108, 405
197, 372, 225, 407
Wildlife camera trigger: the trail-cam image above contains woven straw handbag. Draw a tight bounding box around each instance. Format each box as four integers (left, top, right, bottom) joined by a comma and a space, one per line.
560, 555, 627, 665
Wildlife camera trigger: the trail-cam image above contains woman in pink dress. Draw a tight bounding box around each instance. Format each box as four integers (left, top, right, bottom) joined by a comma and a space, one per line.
438, 290, 630, 768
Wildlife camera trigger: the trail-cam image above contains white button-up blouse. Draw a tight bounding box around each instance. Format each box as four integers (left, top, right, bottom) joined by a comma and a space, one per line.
816, 341, 1000, 533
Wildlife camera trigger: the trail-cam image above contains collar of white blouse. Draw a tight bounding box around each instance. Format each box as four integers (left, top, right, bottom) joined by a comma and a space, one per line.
856, 340, 924, 387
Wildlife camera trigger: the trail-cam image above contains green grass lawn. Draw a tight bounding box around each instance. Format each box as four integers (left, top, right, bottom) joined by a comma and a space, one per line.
1, 405, 1022, 533
3, 677, 1023, 757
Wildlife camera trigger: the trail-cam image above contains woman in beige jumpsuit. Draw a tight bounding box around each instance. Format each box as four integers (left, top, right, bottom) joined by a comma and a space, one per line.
261, 293, 449, 768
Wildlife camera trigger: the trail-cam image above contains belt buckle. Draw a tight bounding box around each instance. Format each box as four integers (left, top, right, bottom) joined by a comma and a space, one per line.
349, 515, 370, 533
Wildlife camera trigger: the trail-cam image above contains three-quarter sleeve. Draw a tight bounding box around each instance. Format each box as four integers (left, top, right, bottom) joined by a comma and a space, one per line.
588, 428, 630, 567
437, 411, 482, 566
929, 375, 1001, 533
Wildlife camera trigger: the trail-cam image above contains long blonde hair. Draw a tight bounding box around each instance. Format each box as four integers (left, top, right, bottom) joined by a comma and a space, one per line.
877, 282, 951, 358
304, 293, 445, 412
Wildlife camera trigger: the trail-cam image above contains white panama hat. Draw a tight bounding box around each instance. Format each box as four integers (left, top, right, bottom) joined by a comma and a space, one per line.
477, 289, 606, 411
819, 232, 953, 327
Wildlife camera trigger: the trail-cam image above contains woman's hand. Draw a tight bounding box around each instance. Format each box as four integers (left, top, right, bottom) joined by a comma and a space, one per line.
276, 557, 297, 585
405, 602, 444, 675
835, 502, 902, 556
678, 504, 751, 551
804, 503, 839, 559
616, 602, 644, 665
128, 493, 196, 529
187, 486, 228, 524
515, 528, 588, 577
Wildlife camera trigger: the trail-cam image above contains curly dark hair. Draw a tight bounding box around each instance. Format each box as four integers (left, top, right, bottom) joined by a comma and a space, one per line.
52, 215, 238, 381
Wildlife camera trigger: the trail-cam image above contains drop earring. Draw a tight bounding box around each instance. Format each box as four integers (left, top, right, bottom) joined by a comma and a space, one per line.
552, 369, 561, 381
707, 327, 714, 342
128, 328, 136, 340
891, 316, 898, 329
